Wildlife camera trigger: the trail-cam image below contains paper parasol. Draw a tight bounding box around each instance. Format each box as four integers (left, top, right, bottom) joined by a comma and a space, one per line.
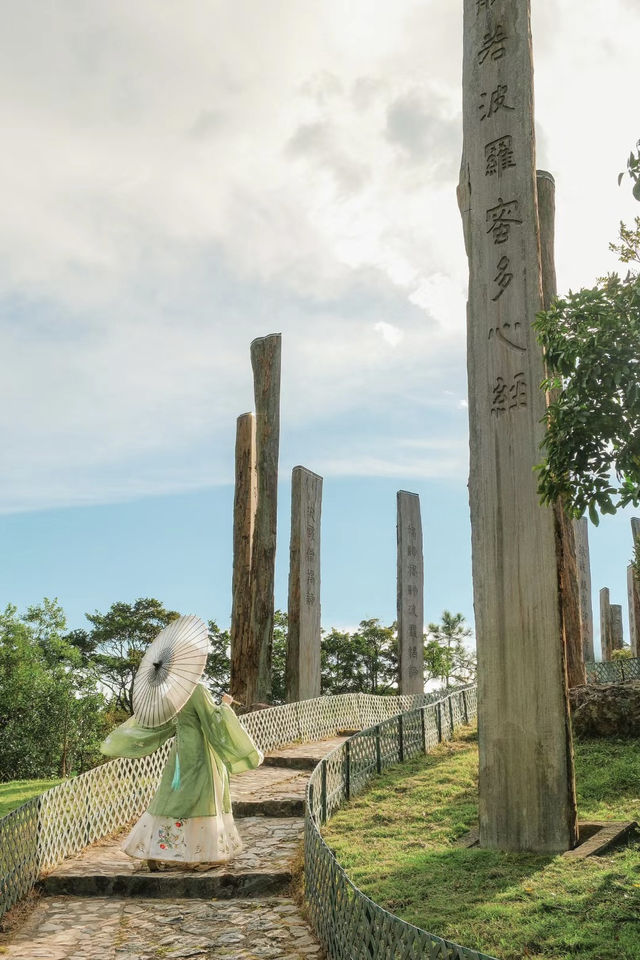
133, 614, 209, 727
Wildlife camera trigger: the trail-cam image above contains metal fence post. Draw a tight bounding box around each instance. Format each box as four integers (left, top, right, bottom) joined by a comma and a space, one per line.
436, 702, 443, 742
398, 715, 404, 763
321, 760, 327, 825
448, 697, 455, 737
462, 689, 469, 725
344, 741, 351, 802
421, 706, 427, 754
308, 782, 315, 824
375, 725, 382, 774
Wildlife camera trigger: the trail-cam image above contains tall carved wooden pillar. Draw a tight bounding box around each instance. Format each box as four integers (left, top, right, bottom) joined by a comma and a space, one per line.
286, 467, 322, 702
230, 413, 257, 704
600, 587, 612, 661
610, 604, 624, 653
459, 0, 577, 851
249, 333, 281, 705
630, 519, 640, 656
575, 518, 594, 662
397, 491, 424, 695
537, 170, 585, 688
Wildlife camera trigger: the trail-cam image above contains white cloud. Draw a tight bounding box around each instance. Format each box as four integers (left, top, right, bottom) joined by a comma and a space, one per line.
374, 321, 404, 347
0, 0, 639, 511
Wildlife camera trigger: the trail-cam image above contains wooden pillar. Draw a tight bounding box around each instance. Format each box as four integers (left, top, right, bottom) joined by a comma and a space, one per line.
397, 491, 425, 695
537, 170, 585, 688
610, 604, 623, 653
574, 518, 594, 662
458, 0, 576, 851
286, 467, 322, 702
230, 413, 258, 704
600, 587, 612, 661
630, 519, 640, 657
249, 333, 281, 705
628, 565, 640, 658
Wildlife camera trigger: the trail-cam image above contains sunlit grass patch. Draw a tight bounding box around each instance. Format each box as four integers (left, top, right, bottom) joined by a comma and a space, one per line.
0, 779, 63, 818
324, 728, 640, 960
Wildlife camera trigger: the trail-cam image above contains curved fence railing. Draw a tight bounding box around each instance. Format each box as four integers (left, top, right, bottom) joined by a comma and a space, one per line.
0, 689, 448, 920
304, 685, 497, 960
585, 658, 640, 683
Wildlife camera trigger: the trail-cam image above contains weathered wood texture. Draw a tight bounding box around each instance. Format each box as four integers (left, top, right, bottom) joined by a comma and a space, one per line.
610, 604, 624, 653
397, 491, 425, 695
574, 518, 594, 662
538, 170, 585, 688
230, 413, 258, 704
631, 519, 640, 656
286, 467, 323, 702
599, 587, 612, 661
627, 565, 640, 657
459, 0, 576, 851
249, 333, 281, 705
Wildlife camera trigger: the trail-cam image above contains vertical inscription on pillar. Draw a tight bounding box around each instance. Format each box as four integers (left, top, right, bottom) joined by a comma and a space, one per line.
230, 412, 258, 704
286, 467, 322, 702
397, 491, 424, 695
630, 519, 640, 657
574, 518, 594, 662
459, 0, 576, 851
610, 604, 624, 653
627, 565, 640, 658
600, 587, 612, 661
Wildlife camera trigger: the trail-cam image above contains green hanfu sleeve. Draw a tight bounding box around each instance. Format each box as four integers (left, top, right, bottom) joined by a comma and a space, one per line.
192, 684, 263, 774
100, 715, 176, 759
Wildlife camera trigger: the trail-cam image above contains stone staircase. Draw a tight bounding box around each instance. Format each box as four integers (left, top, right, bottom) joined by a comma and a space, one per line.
1, 737, 346, 959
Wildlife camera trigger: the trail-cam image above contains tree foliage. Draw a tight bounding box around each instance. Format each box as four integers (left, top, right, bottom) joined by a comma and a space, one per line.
426, 611, 476, 689
535, 211, 640, 522
535, 143, 640, 522
4, 596, 475, 781
0, 601, 108, 781
70, 598, 180, 714
618, 139, 640, 202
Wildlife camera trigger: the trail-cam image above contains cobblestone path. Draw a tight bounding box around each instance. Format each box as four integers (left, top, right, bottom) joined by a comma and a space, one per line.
0, 738, 346, 959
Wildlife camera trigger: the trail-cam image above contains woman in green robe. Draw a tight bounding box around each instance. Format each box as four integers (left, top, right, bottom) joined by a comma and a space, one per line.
101, 683, 263, 867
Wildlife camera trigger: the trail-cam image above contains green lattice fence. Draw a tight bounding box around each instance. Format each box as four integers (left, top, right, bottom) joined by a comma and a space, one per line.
304, 686, 497, 960
585, 658, 640, 683
0, 689, 449, 920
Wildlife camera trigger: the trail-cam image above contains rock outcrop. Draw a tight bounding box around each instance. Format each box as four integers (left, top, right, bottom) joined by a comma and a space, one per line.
570, 681, 640, 738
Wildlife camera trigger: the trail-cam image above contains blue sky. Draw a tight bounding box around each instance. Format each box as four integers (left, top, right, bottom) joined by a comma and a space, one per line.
1, 0, 639, 654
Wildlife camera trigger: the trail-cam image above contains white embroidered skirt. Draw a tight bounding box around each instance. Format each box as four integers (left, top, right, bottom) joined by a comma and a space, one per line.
123, 755, 242, 863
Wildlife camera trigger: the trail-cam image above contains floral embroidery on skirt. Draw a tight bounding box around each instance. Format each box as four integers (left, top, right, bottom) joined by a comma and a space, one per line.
123, 744, 242, 863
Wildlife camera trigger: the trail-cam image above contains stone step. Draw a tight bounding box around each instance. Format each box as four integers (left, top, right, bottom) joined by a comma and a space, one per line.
230, 764, 308, 818
262, 735, 349, 771
232, 796, 304, 818
40, 817, 303, 901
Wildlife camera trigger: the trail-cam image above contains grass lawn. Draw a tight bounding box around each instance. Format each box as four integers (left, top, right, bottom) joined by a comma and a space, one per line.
324, 729, 640, 960
0, 779, 63, 818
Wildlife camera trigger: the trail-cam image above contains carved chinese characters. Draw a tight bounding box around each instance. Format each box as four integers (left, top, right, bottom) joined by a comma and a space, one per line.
286, 467, 322, 702
600, 587, 612, 661
630, 519, 640, 657
611, 604, 624, 653
230, 412, 258, 706
485, 135, 516, 176
397, 491, 424, 695
574, 518, 594, 662
459, 0, 576, 851
628, 565, 640, 657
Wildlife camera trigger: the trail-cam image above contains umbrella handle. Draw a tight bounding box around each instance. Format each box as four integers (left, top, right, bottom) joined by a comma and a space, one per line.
221, 694, 245, 707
